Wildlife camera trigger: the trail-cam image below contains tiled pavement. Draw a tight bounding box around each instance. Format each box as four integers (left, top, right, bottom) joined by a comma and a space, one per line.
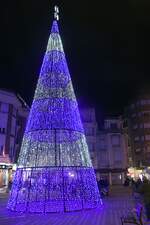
0, 186, 143, 225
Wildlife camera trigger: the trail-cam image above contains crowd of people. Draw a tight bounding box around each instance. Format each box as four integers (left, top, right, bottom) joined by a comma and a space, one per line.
124, 176, 150, 220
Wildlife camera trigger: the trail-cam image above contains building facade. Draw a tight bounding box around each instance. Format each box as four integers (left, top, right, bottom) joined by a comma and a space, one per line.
125, 93, 150, 168
96, 117, 128, 185
0, 90, 29, 188
80, 107, 98, 169
80, 107, 128, 185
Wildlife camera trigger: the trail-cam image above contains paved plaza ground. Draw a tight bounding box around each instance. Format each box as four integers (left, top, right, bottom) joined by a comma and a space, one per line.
0, 186, 145, 225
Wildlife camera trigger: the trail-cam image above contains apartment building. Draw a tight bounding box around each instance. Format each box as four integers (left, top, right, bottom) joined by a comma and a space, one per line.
0, 89, 29, 188
96, 117, 128, 185
125, 93, 150, 167
80, 107, 98, 169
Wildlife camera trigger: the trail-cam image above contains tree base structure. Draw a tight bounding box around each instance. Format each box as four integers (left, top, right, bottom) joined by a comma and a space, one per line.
7, 166, 102, 213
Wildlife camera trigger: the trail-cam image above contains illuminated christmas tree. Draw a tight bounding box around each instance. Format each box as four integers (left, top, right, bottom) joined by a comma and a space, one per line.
7, 6, 102, 213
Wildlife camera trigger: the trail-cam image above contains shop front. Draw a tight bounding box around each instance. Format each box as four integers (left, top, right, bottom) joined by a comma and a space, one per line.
0, 163, 13, 190
96, 168, 126, 185
127, 167, 150, 181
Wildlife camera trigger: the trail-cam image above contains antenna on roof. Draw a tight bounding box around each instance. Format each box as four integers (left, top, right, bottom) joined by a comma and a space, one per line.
54, 5, 59, 21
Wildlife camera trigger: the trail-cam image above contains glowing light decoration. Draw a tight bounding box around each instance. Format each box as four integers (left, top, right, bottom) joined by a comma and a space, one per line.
7, 7, 102, 213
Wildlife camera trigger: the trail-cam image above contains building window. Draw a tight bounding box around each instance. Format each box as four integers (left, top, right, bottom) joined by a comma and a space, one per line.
144, 123, 150, 128
141, 99, 150, 105
2, 128, 5, 133
133, 124, 138, 129
145, 135, 150, 141
132, 113, 136, 118
123, 120, 128, 128
140, 124, 143, 128
88, 143, 93, 151
85, 127, 94, 136
9, 146, 14, 159
111, 135, 120, 146
134, 136, 139, 141
12, 107, 17, 116
128, 139, 131, 146
1, 103, 9, 113
11, 117, 16, 135
114, 150, 122, 163
100, 151, 108, 166
131, 104, 135, 109
143, 112, 150, 117
110, 123, 118, 129
92, 143, 95, 151
141, 100, 146, 105
141, 136, 144, 141
0, 128, 5, 134
135, 148, 141, 152
0, 146, 3, 155
91, 156, 94, 161
99, 137, 106, 149
147, 146, 150, 152
114, 160, 122, 167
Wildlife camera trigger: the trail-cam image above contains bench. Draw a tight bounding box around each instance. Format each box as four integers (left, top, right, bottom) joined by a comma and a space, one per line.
121, 204, 144, 225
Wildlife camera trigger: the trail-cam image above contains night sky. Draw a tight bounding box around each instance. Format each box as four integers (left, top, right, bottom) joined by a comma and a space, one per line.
1, 1, 150, 119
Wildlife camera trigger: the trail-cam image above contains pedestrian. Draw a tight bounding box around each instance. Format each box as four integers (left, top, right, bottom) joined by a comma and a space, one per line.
7, 180, 12, 193
138, 177, 150, 221
131, 178, 137, 196
124, 177, 130, 186
136, 178, 142, 192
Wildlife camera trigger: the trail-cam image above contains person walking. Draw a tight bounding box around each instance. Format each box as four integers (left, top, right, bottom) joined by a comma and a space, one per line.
139, 177, 150, 221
